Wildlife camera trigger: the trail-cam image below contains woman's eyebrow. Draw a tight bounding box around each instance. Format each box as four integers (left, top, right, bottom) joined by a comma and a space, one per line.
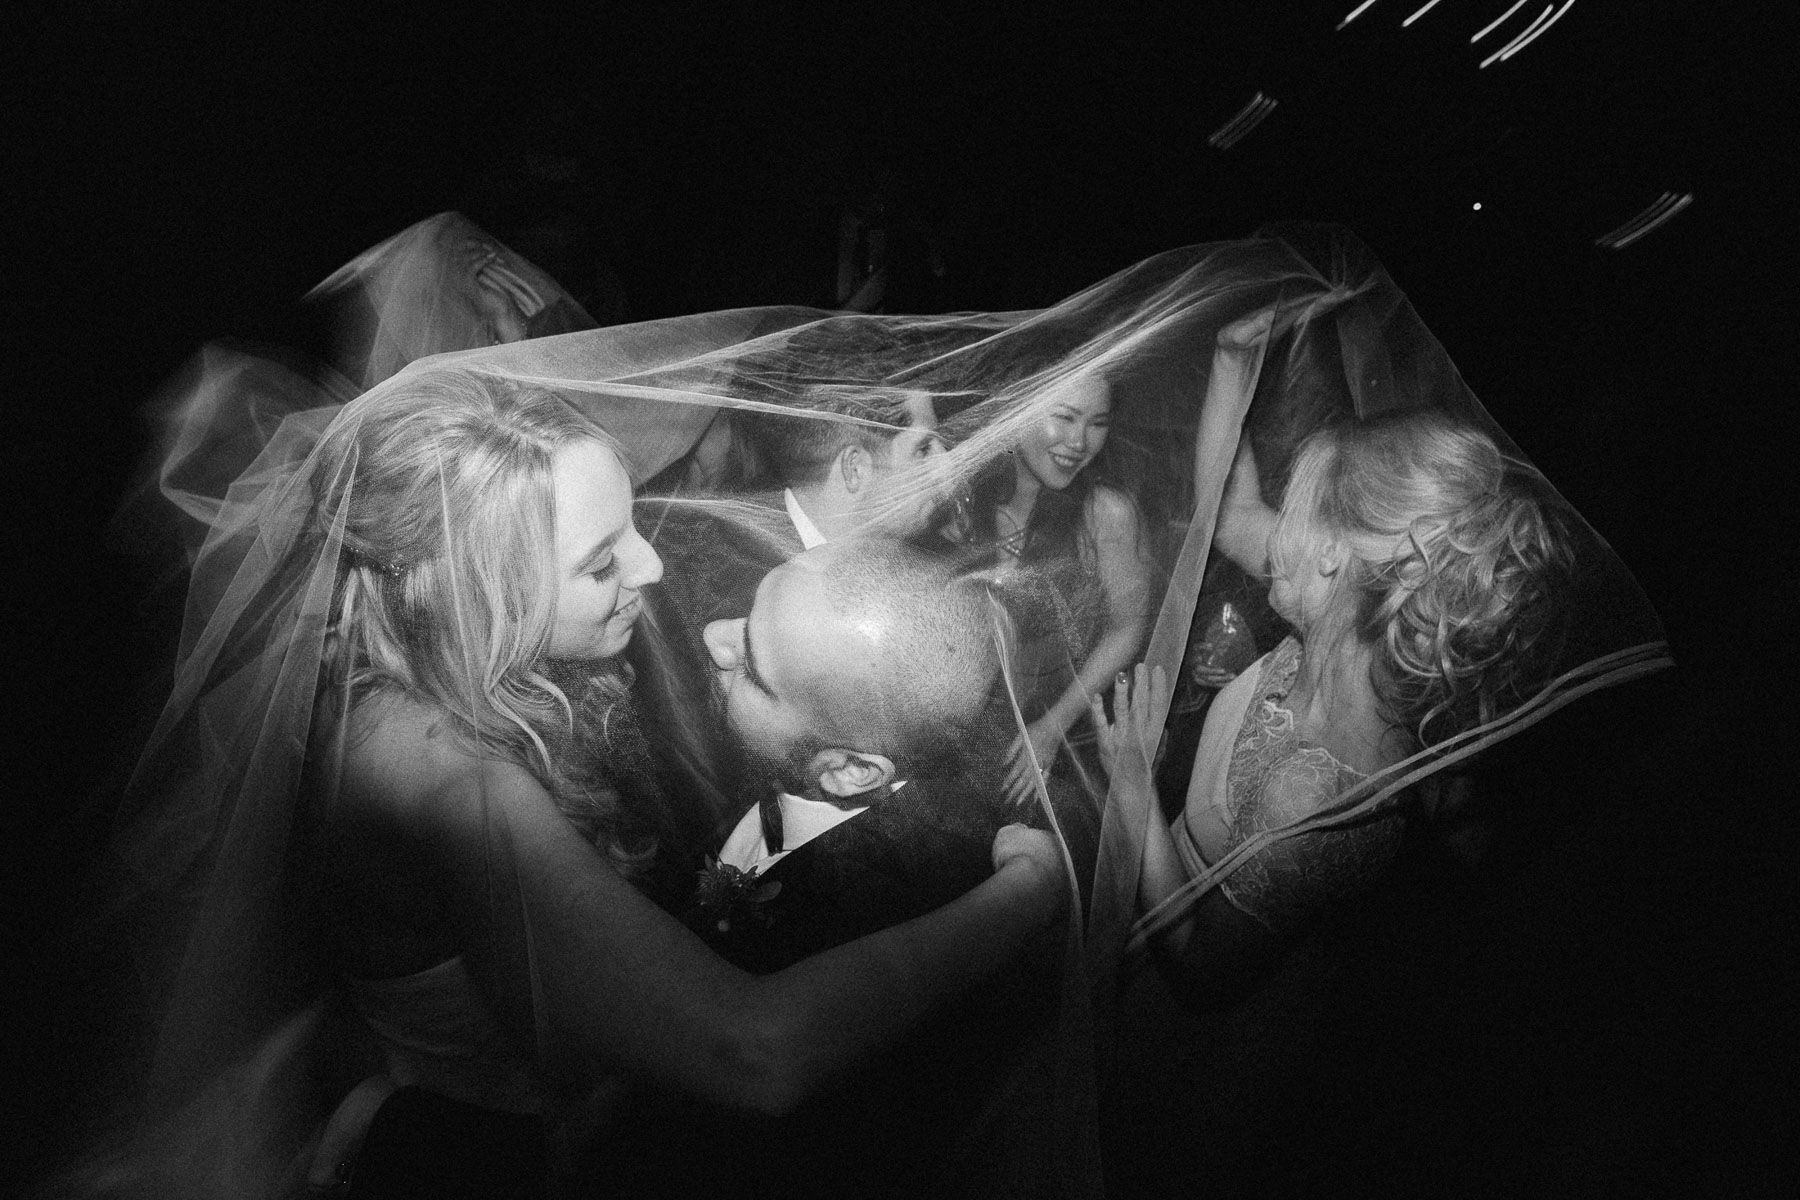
572, 530, 622, 576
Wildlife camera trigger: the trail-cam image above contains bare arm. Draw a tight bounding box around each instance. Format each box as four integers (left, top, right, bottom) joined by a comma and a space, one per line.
1197, 309, 1281, 579
1005, 487, 1155, 803
1211, 441, 1277, 579
1202, 290, 1360, 578
1142, 872, 1288, 1011
425, 765, 1063, 1115
1093, 665, 1285, 1012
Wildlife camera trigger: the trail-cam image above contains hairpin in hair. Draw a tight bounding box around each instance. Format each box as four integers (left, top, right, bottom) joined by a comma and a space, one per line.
348, 547, 408, 579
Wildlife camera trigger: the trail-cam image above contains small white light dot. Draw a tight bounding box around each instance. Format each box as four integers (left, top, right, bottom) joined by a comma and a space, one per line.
1472, 202, 1483, 211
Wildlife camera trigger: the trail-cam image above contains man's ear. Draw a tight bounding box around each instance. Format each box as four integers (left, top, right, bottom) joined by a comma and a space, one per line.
836, 445, 871, 494
807, 748, 897, 799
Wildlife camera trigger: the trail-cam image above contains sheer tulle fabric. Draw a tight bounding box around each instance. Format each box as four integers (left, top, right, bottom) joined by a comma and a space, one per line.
119, 213, 596, 573
98, 218, 1665, 1197
308, 211, 598, 390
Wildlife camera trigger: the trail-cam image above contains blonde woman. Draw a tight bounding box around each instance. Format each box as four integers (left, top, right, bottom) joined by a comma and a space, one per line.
120, 369, 1060, 1198
1098, 411, 1573, 1007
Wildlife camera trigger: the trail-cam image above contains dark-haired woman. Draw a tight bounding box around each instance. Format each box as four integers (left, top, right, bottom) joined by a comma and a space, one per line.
960, 373, 1157, 804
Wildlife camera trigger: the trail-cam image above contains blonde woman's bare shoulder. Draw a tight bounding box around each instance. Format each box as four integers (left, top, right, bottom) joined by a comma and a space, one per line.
334, 690, 545, 834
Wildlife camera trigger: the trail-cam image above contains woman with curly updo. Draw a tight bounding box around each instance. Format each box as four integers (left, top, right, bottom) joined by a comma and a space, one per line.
1097, 409, 1574, 1008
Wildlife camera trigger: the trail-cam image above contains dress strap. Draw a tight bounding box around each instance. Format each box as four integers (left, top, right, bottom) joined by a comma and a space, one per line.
1171, 816, 1210, 879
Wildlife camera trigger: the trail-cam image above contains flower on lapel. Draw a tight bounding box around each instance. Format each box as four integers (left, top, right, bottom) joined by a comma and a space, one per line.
694, 857, 782, 933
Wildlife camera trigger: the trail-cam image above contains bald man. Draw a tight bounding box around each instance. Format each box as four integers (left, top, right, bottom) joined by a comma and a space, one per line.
611, 540, 1080, 1200
625, 389, 945, 820
697, 539, 1014, 966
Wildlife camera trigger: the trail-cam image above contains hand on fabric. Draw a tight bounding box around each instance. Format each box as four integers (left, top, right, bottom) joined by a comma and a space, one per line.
1218, 287, 1356, 357
1004, 719, 1066, 808
1217, 306, 1276, 354
1091, 664, 1170, 785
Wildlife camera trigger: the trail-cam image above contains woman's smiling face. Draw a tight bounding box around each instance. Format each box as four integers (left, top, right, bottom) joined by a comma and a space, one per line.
1017, 376, 1111, 491
547, 439, 663, 660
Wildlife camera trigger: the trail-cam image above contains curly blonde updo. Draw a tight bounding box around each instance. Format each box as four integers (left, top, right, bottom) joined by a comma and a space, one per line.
1274, 410, 1575, 746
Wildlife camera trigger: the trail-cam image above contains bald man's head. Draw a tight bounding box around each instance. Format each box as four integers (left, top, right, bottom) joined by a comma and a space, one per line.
704, 539, 1001, 797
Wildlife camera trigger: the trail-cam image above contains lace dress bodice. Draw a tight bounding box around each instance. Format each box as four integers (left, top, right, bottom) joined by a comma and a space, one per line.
1183, 637, 1405, 936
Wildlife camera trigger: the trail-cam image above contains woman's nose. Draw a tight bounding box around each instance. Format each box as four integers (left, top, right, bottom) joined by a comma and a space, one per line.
623, 534, 664, 589
703, 618, 745, 670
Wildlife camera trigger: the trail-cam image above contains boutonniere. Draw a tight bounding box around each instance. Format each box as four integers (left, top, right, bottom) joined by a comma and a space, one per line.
694, 857, 782, 933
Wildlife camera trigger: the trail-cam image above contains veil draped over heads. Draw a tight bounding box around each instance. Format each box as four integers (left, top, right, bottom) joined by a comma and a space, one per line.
96, 216, 1665, 1197
125, 213, 599, 571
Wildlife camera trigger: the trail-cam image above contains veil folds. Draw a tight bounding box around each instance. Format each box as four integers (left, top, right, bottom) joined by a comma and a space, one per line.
396, 225, 1667, 962
118, 212, 597, 575
308, 210, 599, 391
104, 217, 1666, 1197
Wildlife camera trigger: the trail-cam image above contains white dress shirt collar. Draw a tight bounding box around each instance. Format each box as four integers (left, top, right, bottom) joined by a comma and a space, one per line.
719, 791, 869, 874
782, 487, 830, 550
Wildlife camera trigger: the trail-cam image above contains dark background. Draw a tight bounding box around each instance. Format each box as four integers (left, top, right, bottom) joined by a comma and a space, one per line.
5, 2, 1792, 1195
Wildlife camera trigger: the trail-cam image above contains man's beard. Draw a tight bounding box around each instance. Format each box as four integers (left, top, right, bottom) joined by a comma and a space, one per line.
707, 667, 814, 800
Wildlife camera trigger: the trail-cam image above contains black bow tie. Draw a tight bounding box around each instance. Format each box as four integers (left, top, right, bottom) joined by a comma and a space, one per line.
758, 793, 785, 855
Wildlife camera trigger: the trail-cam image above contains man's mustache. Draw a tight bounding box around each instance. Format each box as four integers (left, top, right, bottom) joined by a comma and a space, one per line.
704, 657, 758, 775
706, 654, 812, 798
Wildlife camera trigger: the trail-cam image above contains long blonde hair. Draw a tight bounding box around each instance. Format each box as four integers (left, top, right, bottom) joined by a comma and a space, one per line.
314, 368, 648, 855
1271, 411, 1575, 745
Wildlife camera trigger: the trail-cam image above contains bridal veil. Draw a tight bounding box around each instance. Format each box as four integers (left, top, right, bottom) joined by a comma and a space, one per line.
83, 214, 1667, 1197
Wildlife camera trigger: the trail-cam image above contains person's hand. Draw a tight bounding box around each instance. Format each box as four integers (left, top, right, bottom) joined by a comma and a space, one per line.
1217, 307, 1276, 354
1090, 664, 1170, 784
991, 823, 1062, 894
1003, 719, 1064, 808
1217, 287, 1359, 357
1187, 664, 1241, 690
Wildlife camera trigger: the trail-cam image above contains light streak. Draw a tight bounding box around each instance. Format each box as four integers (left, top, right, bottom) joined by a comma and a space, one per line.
1207, 92, 1279, 150
1480, 4, 1552, 67
1499, 0, 1578, 61
1337, 1, 1381, 31
1404, 0, 1446, 26
1595, 192, 1694, 249
1472, 0, 1530, 42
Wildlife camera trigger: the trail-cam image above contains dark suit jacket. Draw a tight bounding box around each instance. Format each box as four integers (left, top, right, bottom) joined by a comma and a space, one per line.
600, 770, 1095, 1200
611, 502, 1102, 1197
700, 779, 1005, 973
